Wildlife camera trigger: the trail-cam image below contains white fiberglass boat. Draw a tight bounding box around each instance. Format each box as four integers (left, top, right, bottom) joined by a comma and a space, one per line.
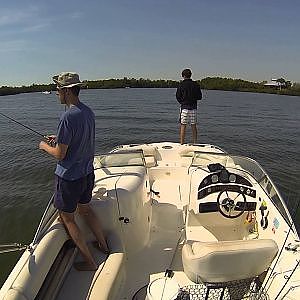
1, 142, 300, 300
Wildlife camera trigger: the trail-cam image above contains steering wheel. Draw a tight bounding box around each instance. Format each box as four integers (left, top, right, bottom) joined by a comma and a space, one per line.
217, 189, 247, 219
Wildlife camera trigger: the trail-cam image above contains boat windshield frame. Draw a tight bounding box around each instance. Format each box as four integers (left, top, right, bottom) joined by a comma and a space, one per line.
191, 151, 293, 227
94, 149, 146, 168
32, 194, 57, 245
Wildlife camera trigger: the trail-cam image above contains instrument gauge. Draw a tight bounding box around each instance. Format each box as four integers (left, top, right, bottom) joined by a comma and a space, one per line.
211, 174, 219, 183
229, 174, 237, 183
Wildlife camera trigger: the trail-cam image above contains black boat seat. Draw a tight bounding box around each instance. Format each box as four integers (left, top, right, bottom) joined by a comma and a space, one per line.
182, 238, 278, 283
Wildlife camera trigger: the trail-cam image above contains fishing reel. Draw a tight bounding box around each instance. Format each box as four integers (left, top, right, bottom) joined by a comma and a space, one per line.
45, 135, 57, 147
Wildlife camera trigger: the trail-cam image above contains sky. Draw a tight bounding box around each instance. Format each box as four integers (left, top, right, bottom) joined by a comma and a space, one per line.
1, 0, 300, 86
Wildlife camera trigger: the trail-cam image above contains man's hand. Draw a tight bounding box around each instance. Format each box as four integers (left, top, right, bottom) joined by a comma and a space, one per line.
39, 141, 50, 151
39, 140, 68, 161
45, 135, 57, 146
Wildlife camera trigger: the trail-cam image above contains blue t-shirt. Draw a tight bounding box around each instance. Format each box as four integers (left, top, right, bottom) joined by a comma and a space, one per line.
55, 102, 95, 180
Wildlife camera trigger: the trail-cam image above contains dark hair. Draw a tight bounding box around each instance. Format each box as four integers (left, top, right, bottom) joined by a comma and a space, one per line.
69, 86, 80, 96
182, 69, 192, 78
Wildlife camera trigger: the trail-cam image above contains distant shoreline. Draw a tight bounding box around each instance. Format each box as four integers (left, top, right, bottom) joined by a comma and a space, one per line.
1, 77, 300, 97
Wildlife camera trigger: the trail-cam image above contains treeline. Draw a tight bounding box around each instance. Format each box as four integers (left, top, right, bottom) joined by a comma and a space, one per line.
201, 77, 261, 91
0, 83, 56, 96
200, 77, 300, 96
0, 78, 178, 96
1, 77, 300, 96
85, 77, 178, 89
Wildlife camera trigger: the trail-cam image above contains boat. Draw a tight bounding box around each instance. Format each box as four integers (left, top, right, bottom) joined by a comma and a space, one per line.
42, 91, 51, 95
1, 142, 300, 300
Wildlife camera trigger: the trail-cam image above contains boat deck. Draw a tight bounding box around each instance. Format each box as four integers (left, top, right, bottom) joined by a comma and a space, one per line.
55, 177, 193, 300
2, 143, 300, 300
56, 245, 107, 300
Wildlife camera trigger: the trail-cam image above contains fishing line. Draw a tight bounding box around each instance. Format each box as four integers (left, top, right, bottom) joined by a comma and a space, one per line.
0, 112, 46, 138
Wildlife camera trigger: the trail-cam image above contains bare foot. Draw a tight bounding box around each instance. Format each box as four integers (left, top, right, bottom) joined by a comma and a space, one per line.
74, 261, 98, 271
92, 241, 110, 255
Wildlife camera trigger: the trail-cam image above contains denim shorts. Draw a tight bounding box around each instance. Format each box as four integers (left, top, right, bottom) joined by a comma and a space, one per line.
180, 109, 197, 125
54, 172, 95, 213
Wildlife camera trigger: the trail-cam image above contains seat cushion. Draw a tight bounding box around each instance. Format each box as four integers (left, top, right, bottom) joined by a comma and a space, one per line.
125, 145, 158, 157
3, 289, 28, 300
182, 239, 278, 283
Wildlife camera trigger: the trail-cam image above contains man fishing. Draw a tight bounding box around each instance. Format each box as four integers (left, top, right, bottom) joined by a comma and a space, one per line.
176, 68, 202, 144
39, 72, 109, 271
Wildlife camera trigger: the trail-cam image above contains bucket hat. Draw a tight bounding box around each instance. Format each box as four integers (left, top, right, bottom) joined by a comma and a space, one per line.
52, 72, 83, 88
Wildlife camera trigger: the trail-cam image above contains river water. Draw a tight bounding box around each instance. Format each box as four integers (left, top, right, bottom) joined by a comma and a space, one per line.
0, 88, 299, 285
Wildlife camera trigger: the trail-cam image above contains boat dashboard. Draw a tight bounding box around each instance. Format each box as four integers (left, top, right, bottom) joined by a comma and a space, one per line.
197, 166, 257, 218
198, 168, 256, 199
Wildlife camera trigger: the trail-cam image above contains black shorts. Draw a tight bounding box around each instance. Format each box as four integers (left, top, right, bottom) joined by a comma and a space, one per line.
54, 172, 95, 213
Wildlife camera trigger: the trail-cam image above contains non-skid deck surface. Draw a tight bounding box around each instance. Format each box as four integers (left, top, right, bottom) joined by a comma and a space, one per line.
119, 179, 193, 299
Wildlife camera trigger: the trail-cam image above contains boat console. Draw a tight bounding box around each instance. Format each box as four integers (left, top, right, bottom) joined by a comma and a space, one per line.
197, 165, 257, 219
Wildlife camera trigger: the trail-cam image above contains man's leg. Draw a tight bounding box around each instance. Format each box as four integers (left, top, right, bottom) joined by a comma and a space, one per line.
78, 204, 109, 253
60, 211, 97, 270
190, 109, 198, 144
180, 124, 186, 144
191, 124, 198, 144
179, 109, 188, 144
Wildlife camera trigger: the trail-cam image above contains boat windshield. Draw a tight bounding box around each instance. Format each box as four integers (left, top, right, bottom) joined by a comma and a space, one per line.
192, 151, 292, 225
94, 150, 145, 168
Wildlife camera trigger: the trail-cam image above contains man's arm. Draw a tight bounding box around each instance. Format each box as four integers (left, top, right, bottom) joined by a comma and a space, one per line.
195, 82, 202, 100
198, 86, 202, 100
176, 86, 183, 103
39, 141, 68, 160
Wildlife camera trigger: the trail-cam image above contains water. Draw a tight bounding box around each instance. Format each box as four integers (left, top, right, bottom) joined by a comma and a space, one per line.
0, 88, 299, 285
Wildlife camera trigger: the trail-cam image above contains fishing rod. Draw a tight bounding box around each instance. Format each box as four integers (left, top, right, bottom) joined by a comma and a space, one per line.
0, 112, 46, 138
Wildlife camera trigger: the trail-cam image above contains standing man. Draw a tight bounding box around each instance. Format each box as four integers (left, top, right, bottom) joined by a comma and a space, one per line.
39, 72, 109, 271
176, 68, 202, 144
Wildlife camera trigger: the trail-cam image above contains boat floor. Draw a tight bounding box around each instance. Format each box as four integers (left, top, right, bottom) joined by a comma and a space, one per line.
56, 244, 108, 300
123, 226, 192, 299
57, 179, 195, 299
